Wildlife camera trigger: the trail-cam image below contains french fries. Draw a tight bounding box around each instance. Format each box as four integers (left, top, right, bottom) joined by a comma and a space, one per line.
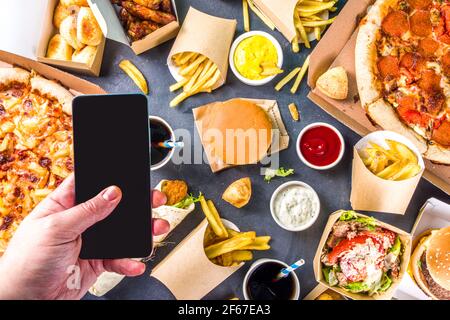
360, 140, 422, 181
243, 0, 250, 32
169, 52, 221, 107
288, 103, 300, 121
119, 60, 149, 94
274, 55, 310, 94
291, 0, 337, 52
200, 196, 271, 266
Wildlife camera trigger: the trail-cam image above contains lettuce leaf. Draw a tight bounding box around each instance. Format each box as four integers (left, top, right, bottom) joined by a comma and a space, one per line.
173, 192, 202, 209
264, 167, 294, 183
389, 236, 402, 256
345, 281, 370, 293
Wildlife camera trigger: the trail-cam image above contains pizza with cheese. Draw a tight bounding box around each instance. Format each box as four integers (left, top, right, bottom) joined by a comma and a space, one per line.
0, 67, 73, 252
356, 0, 450, 164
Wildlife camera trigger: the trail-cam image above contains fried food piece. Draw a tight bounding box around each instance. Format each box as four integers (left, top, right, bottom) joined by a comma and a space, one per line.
160, 0, 173, 13
119, 8, 135, 28
119, 59, 149, 94
122, 1, 176, 25
316, 66, 348, 100
161, 180, 188, 206
127, 20, 159, 41
222, 177, 252, 208
204, 232, 256, 259
53, 3, 80, 29
288, 103, 300, 121
132, 0, 162, 9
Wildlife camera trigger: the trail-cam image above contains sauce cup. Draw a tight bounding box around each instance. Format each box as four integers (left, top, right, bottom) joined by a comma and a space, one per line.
269, 181, 320, 232
229, 31, 283, 86
296, 122, 345, 170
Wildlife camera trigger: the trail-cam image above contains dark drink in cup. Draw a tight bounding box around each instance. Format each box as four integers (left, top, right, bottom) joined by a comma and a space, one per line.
246, 261, 296, 300
149, 116, 175, 170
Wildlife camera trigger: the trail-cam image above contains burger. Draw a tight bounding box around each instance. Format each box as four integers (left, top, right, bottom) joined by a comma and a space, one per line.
410, 226, 450, 300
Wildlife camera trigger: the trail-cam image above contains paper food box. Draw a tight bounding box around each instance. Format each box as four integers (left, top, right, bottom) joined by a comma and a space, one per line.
167, 7, 237, 91
306, 0, 450, 194
152, 218, 244, 300
88, 0, 179, 55
350, 131, 425, 215
37, 0, 106, 76
393, 198, 450, 300
313, 210, 412, 300
303, 283, 348, 300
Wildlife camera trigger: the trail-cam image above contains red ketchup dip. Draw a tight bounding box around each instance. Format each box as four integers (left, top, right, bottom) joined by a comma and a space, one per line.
299, 125, 342, 167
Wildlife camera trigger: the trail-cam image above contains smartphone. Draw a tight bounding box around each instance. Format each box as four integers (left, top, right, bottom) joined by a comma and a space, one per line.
72, 94, 152, 259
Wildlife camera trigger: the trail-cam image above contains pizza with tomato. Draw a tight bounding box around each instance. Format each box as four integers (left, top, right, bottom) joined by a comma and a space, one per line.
0, 67, 73, 252
356, 0, 450, 164
320, 211, 404, 296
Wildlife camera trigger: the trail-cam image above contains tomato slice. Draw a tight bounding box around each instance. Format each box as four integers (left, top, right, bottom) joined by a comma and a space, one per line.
327, 235, 370, 264
327, 230, 395, 265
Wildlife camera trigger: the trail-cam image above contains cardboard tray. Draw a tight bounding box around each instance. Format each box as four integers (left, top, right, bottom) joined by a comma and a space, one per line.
306, 0, 450, 194
393, 198, 450, 300
36, 0, 106, 77
1, 49, 105, 95
89, 0, 179, 55
313, 210, 412, 300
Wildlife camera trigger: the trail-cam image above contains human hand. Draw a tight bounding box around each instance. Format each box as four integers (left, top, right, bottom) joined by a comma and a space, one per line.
0, 174, 169, 300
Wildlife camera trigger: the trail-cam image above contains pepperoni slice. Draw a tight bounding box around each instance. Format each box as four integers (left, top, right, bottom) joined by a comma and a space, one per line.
397, 95, 429, 127
432, 120, 450, 147
382, 10, 409, 37
424, 92, 445, 116
400, 52, 425, 73
418, 38, 439, 57
377, 56, 400, 80
419, 70, 441, 93
410, 10, 432, 37
407, 0, 432, 10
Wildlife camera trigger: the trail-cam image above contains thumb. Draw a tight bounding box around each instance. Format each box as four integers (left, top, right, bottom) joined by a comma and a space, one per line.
51, 186, 122, 237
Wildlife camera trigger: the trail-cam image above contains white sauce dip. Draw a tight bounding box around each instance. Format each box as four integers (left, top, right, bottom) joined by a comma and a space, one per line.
273, 185, 318, 228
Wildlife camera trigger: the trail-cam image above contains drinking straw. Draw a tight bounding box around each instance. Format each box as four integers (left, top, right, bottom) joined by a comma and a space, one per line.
274, 259, 305, 281
152, 140, 184, 149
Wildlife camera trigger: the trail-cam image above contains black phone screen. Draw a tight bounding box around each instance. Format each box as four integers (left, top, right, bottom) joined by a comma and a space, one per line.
73, 94, 152, 259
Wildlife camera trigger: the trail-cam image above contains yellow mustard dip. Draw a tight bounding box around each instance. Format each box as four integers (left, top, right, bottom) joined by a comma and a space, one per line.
234, 35, 278, 80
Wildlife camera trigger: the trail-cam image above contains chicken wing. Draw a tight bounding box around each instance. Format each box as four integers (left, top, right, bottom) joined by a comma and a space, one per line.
161, 0, 172, 13
131, 0, 162, 9
127, 20, 159, 41
122, 1, 176, 25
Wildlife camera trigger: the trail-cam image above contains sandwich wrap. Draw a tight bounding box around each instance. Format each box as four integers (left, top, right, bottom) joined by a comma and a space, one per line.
89, 180, 195, 297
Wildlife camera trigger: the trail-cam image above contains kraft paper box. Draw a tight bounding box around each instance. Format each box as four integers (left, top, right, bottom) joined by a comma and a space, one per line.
37, 0, 106, 77
151, 219, 242, 300
193, 98, 290, 173
313, 210, 412, 300
306, 0, 450, 194
167, 7, 236, 90
252, 0, 298, 42
88, 0, 179, 55
350, 131, 425, 215
303, 283, 348, 300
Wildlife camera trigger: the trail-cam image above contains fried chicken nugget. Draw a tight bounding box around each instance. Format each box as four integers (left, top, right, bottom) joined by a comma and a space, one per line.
161, 180, 188, 206
122, 1, 176, 25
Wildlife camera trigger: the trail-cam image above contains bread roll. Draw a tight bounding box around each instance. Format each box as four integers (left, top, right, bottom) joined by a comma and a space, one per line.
60, 15, 84, 50
72, 45, 97, 65
46, 34, 73, 60
77, 7, 102, 46
53, 2, 80, 29
60, 0, 88, 6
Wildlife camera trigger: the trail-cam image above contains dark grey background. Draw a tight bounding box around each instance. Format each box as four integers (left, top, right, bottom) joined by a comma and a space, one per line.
82, 0, 449, 300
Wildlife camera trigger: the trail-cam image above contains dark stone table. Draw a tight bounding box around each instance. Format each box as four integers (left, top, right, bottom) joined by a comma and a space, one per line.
82, 0, 449, 300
